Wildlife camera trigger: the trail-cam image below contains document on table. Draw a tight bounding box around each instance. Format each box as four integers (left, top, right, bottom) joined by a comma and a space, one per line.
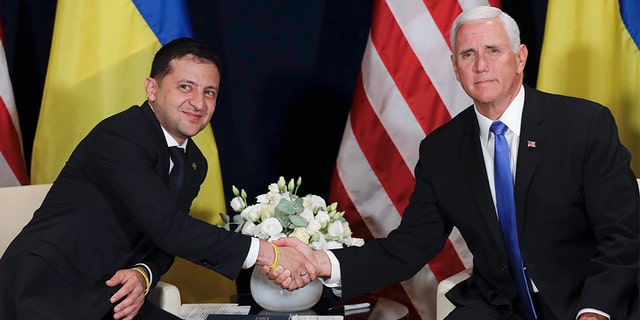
181, 303, 251, 320
205, 315, 343, 320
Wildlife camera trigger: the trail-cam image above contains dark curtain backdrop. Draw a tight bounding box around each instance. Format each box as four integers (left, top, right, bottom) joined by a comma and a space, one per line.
0, 0, 546, 293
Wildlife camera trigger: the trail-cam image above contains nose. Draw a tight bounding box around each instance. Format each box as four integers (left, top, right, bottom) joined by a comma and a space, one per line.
474, 55, 488, 73
189, 92, 205, 110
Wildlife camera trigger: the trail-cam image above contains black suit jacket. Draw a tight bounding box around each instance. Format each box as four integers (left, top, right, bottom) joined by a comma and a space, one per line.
0, 103, 251, 318
333, 86, 639, 319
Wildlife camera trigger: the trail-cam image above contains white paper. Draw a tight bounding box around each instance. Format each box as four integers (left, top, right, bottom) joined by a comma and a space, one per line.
181, 303, 251, 320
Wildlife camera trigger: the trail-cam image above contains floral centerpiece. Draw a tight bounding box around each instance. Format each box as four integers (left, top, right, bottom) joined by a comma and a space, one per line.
219, 177, 364, 312
220, 176, 364, 250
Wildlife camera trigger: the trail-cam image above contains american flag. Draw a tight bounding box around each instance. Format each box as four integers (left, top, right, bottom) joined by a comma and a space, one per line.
329, 0, 499, 318
0, 17, 29, 187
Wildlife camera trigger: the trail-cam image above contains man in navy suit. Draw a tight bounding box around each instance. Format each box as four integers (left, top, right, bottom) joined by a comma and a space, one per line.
271, 6, 638, 320
0, 38, 315, 320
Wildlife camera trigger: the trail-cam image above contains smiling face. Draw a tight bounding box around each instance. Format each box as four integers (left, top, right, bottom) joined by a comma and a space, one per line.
451, 17, 527, 119
145, 54, 220, 144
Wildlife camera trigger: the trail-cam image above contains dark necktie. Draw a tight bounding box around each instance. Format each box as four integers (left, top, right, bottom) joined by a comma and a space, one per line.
168, 146, 185, 195
490, 121, 537, 320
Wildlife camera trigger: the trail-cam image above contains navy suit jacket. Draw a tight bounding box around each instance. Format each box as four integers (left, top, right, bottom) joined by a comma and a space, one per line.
0, 103, 251, 318
333, 86, 639, 319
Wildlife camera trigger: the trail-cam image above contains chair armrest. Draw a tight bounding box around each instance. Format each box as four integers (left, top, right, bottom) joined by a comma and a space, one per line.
148, 281, 181, 316
436, 268, 472, 320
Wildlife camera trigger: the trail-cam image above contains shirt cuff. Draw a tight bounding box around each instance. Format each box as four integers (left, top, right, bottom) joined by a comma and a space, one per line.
576, 308, 610, 320
242, 237, 260, 269
318, 249, 342, 288
135, 263, 153, 286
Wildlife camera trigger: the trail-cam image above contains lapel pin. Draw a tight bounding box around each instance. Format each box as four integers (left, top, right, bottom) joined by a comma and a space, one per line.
527, 140, 536, 148
192, 162, 197, 170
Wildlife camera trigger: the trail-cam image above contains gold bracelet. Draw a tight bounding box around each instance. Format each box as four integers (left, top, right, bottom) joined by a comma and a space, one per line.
268, 241, 280, 270
132, 266, 150, 295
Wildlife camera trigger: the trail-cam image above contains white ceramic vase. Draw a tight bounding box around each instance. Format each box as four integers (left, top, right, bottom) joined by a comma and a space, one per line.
250, 267, 323, 312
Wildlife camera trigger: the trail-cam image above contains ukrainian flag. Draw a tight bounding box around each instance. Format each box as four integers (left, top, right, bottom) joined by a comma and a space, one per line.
538, 0, 640, 176
31, 0, 235, 303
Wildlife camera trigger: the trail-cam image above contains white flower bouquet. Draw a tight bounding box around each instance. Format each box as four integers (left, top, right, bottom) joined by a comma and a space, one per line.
221, 176, 364, 249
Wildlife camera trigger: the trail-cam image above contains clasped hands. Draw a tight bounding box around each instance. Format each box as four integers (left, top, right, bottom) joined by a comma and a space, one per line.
260, 237, 332, 291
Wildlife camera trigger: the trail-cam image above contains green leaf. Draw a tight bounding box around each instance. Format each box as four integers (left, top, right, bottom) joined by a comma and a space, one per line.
291, 198, 304, 214
276, 198, 295, 214
219, 212, 230, 224
289, 215, 308, 227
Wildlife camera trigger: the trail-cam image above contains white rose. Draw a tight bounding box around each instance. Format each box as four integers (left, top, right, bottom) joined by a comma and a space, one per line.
327, 221, 344, 238
256, 194, 268, 204
348, 237, 365, 247
308, 195, 326, 210
241, 205, 261, 223
342, 221, 352, 237
299, 208, 314, 222
265, 191, 284, 203
259, 217, 283, 237
314, 210, 330, 227
268, 183, 280, 194
310, 235, 326, 250
259, 204, 276, 220
306, 219, 322, 235
230, 196, 245, 212
290, 227, 311, 244
241, 221, 257, 237
302, 197, 313, 208
324, 241, 344, 250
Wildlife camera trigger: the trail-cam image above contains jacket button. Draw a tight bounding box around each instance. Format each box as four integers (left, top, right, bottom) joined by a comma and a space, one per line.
201, 259, 220, 269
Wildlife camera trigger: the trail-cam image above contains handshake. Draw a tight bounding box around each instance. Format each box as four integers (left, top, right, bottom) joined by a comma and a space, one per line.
258, 237, 334, 291
227, 177, 364, 291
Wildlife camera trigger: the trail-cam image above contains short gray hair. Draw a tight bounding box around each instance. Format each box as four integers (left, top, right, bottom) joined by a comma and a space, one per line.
450, 6, 521, 54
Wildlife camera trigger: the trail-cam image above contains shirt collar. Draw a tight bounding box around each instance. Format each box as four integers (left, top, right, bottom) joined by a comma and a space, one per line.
475, 85, 525, 144
150, 104, 189, 150
160, 125, 188, 150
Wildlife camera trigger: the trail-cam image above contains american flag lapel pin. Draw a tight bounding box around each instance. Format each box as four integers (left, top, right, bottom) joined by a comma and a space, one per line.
527, 140, 536, 148
192, 162, 197, 170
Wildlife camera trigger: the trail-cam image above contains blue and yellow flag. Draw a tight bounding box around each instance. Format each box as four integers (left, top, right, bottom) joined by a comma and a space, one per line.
32, 0, 234, 303
538, 0, 640, 176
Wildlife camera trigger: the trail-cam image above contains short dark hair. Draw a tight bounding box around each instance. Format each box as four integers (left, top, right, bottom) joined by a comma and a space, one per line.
150, 37, 222, 82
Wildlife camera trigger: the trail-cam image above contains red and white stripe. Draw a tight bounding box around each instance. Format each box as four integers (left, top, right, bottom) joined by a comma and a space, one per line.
0, 19, 29, 187
330, 0, 499, 318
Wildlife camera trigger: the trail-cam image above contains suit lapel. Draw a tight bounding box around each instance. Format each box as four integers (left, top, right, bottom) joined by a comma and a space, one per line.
458, 109, 506, 249
514, 87, 545, 232
139, 102, 173, 182
183, 142, 200, 194
179, 141, 206, 208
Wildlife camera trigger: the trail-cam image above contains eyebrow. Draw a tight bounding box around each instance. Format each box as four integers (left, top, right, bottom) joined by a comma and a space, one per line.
458, 48, 476, 55
181, 79, 218, 91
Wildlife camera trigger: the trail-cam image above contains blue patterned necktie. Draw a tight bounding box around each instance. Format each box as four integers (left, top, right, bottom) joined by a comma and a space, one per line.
168, 146, 186, 195
490, 121, 537, 320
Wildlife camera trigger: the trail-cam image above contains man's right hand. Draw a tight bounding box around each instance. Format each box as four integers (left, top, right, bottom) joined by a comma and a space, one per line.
265, 237, 332, 290
256, 239, 318, 291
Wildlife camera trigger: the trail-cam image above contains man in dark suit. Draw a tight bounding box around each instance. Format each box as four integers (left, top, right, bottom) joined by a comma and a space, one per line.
270, 6, 639, 320
0, 38, 315, 320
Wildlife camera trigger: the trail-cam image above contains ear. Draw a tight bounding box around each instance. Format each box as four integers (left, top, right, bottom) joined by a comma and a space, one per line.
145, 77, 157, 102
516, 44, 528, 74
451, 55, 461, 82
